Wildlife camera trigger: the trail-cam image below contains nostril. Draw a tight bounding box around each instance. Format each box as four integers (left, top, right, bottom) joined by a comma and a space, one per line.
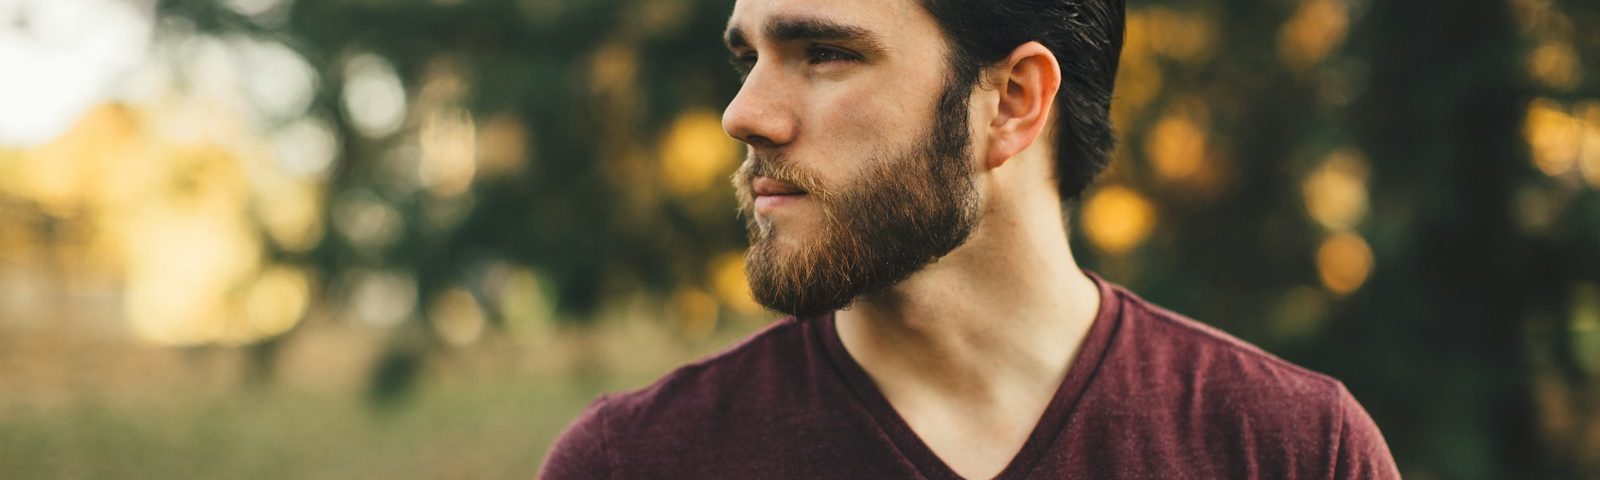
743, 135, 777, 149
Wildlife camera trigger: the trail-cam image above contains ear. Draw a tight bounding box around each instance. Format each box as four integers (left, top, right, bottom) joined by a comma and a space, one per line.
984, 41, 1061, 170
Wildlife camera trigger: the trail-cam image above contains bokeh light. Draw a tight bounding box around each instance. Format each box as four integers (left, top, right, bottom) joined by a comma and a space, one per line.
1315, 231, 1373, 297
1526, 98, 1582, 177
660, 110, 741, 197
342, 53, 409, 140
1081, 185, 1157, 256
1277, 0, 1350, 72
429, 287, 487, 347
1145, 99, 1211, 183
1302, 148, 1370, 232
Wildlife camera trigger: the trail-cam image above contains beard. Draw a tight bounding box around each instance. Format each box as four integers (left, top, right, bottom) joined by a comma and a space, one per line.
732, 78, 982, 318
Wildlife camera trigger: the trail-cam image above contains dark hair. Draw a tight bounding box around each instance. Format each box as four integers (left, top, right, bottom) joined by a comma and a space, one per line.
920, 0, 1125, 203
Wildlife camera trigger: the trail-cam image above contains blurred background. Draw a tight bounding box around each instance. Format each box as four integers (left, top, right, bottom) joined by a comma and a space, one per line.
0, 0, 1597, 478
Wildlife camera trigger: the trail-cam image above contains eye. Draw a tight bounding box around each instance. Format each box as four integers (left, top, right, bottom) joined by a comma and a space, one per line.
728, 52, 757, 77
806, 45, 859, 65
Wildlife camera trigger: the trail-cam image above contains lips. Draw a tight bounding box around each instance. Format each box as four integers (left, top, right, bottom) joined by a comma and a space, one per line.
751, 177, 808, 214
752, 177, 806, 196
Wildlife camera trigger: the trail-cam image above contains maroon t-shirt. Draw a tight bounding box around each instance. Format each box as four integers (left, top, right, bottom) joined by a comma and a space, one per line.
540, 274, 1400, 479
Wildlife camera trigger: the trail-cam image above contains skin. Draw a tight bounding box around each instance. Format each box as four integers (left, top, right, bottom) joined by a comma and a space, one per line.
723, 0, 1102, 478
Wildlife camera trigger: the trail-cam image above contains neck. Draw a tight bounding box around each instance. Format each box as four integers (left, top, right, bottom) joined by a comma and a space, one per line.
834, 181, 1102, 408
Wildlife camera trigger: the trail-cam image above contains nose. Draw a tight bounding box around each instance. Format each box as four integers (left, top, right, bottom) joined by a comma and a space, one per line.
722, 64, 798, 149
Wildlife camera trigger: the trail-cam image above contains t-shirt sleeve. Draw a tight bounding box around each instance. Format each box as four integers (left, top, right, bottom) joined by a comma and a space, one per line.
1331, 384, 1401, 479
538, 395, 613, 480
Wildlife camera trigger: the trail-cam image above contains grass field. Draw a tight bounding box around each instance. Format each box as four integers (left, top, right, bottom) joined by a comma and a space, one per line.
0, 313, 762, 479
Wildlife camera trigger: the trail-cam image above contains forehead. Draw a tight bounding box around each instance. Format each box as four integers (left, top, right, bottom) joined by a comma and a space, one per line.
725, 0, 938, 49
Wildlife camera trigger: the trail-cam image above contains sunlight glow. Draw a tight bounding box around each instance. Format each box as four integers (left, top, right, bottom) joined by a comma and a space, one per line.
0, 0, 153, 146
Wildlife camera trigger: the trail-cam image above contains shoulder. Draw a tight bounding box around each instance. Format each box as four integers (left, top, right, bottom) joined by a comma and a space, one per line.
1111, 285, 1342, 403
539, 394, 614, 480
538, 317, 816, 478
1097, 285, 1399, 477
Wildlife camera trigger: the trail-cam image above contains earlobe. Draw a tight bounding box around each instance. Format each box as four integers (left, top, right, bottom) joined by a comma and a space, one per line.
983, 42, 1061, 171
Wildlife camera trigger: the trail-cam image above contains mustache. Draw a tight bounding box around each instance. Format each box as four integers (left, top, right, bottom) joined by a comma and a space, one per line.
732, 152, 833, 200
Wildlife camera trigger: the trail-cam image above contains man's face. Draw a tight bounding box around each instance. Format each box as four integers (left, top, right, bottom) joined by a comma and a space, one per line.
723, 0, 983, 317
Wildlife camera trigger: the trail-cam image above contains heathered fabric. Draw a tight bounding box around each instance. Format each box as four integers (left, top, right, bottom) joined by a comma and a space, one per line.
540, 273, 1400, 479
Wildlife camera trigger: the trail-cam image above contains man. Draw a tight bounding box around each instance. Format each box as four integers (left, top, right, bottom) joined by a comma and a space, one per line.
542, 0, 1401, 477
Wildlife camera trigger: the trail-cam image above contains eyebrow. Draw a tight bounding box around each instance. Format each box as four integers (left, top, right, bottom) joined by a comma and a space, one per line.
723, 15, 888, 54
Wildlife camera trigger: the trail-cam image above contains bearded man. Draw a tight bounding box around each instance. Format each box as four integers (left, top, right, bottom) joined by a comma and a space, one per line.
541, 0, 1400, 478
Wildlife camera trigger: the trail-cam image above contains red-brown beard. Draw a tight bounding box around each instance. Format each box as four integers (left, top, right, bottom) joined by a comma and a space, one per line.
732, 79, 981, 318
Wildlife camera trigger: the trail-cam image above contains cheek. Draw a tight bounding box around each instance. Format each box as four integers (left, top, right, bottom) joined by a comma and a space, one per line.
804, 84, 919, 183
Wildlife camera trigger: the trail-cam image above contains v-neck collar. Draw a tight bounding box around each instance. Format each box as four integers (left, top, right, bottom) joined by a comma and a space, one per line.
813, 271, 1124, 480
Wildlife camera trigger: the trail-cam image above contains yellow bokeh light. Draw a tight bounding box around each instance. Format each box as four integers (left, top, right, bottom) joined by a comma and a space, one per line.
254, 178, 325, 253
1144, 7, 1218, 65
1316, 232, 1373, 296
660, 110, 740, 197
123, 191, 263, 345
419, 107, 478, 198
246, 265, 312, 338
710, 252, 761, 314
1525, 98, 1581, 177
589, 41, 640, 98
1303, 148, 1370, 232
2, 96, 337, 346
1115, 10, 1165, 117
1576, 101, 1600, 188
1528, 41, 1582, 91
429, 287, 486, 347
1082, 185, 1157, 256
475, 113, 530, 179
1145, 100, 1210, 182
1509, 0, 1576, 40
1278, 0, 1350, 72
9, 104, 141, 217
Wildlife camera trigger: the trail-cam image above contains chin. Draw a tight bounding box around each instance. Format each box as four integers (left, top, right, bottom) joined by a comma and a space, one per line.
758, 225, 811, 252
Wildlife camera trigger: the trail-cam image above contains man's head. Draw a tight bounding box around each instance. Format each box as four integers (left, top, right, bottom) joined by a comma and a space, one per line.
724, 0, 1124, 317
